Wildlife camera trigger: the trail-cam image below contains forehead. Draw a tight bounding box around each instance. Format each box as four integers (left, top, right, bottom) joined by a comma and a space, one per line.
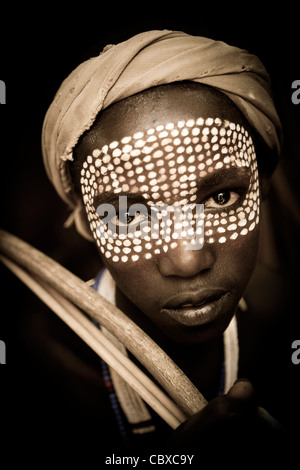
75, 83, 252, 162
83, 117, 254, 205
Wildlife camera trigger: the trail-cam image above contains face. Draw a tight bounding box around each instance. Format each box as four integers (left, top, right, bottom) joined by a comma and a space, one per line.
76, 84, 260, 345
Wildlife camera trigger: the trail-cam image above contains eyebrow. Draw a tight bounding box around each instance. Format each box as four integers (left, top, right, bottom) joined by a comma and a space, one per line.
93, 166, 252, 207
94, 191, 148, 207
198, 166, 251, 190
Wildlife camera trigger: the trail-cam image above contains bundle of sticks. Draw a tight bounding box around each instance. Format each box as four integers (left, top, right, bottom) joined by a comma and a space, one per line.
0, 229, 207, 429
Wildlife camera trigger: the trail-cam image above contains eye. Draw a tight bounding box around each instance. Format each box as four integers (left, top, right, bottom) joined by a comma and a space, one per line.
204, 189, 241, 209
111, 210, 148, 227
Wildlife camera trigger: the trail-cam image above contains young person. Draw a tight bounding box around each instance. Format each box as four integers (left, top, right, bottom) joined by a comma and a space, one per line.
41, 30, 295, 461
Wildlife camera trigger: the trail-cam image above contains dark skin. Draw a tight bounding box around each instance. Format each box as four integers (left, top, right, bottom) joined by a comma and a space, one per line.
72, 83, 276, 448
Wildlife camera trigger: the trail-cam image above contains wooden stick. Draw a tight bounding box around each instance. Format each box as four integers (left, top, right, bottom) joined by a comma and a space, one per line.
0, 229, 207, 416
0, 254, 186, 429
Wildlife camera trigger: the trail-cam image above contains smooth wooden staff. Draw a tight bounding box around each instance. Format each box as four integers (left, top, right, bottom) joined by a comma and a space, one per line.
0, 254, 186, 429
0, 228, 207, 416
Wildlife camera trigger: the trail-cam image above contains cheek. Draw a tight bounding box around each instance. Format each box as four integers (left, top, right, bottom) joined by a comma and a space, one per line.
217, 224, 260, 287
101, 255, 159, 313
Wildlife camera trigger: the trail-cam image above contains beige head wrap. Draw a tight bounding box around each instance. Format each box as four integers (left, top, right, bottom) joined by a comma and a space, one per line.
41, 29, 282, 239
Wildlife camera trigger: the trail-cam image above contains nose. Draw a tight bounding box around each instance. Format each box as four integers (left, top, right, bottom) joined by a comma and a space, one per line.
157, 239, 215, 278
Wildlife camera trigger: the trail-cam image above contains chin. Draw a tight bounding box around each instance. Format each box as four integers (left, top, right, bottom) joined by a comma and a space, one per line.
158, 313, 233, 346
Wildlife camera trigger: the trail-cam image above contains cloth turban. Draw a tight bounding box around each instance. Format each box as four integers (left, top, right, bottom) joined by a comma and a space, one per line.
41, 29, 282, 239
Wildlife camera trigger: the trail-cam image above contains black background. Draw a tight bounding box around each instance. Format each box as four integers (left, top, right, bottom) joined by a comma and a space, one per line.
1, 6, 299, 464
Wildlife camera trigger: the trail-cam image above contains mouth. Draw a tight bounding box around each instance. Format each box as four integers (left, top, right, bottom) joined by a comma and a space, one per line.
160, 289, 230, 327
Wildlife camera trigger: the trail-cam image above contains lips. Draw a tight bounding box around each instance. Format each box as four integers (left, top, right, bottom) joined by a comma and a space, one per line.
160, 289, 230, 327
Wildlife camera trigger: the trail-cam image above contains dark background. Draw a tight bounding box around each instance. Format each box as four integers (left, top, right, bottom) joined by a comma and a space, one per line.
0, 6, 299, 462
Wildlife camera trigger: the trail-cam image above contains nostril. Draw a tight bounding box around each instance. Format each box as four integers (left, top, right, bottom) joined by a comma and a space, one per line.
157, 241, 215, 278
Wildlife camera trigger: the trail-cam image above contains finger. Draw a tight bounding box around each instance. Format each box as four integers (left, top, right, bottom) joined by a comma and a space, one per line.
227, 378, 255, 401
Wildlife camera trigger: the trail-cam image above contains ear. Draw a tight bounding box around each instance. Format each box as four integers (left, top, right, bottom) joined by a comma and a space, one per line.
65, 202, 94, 242
76, 203, 95, 241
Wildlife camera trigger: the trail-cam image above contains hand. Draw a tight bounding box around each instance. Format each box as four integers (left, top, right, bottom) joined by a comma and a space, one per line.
167, 379, 280, 452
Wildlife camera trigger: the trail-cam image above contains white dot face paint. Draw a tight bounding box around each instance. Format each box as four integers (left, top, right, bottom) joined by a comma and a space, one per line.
80, 118, 260, 263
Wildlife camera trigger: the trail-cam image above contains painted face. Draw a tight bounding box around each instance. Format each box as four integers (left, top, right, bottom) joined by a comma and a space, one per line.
81, 118, 259, 261
79, 115, 260, 344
